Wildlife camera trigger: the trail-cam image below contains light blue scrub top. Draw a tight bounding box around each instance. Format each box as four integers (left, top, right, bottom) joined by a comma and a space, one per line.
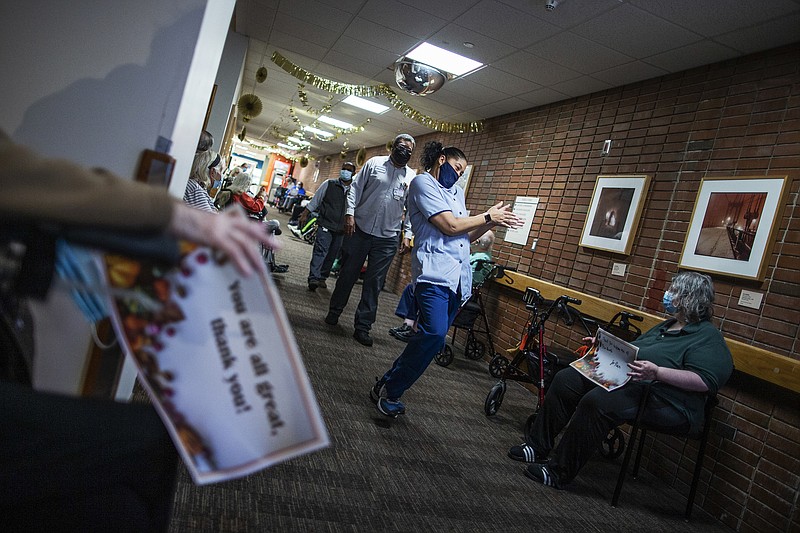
408, 172, 472, 303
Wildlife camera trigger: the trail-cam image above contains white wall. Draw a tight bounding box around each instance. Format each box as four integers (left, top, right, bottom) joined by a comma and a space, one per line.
206, 31, 248, 153
0, 0, 236, 396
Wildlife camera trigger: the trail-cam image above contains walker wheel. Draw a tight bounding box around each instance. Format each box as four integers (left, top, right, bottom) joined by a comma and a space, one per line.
600, 428, 626, 459
484, 382, 506, 416
488, 354, 509, 378
434, 344, 454, 367
465, 337, 486, 360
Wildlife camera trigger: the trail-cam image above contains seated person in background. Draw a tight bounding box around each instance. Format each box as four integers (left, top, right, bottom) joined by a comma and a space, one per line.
214, 175, 266, 218
510, 271, 733, 490
280, 178, 298, 211
0, 128, 275, 531
183, 150, 224, 213
389, 230, 495, 342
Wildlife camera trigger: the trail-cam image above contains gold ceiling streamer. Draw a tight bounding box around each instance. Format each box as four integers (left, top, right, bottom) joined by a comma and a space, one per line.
271, 52, 484, 134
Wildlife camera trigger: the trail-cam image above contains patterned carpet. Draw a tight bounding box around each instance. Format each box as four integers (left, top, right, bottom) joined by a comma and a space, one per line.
166, 212, 732, 533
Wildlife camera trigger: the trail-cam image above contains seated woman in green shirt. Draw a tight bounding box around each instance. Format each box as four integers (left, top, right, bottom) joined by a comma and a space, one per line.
508, 271, 734, 489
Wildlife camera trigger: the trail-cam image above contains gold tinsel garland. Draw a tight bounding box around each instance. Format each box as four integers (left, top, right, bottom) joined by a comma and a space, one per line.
271, 52, 483, 134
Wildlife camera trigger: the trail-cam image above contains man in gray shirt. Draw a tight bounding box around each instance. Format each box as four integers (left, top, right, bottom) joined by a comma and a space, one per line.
325, 134, 416, 346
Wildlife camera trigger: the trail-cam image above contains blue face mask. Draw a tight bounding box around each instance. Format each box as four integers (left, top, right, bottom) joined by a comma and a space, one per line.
437, 161, 459, 189
662, 292, 678, 314
339, 169, 353, 182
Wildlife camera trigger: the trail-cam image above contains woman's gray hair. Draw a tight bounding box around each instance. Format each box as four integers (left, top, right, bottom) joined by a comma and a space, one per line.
190, 150, 220, 188
229, 174, 251, 194
669, 271, 715, 323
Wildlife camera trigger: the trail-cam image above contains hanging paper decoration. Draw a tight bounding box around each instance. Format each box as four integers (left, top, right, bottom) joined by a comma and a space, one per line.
339, 151, 347, 160
356, 147, 366, 167
385, 141, 393, 152
271, 52, 484, 133
238, 127, 247, 141
299, 156, 309, 168
237, 93, 263, 120
256, 67, 268, 83
325, 156, 332, 163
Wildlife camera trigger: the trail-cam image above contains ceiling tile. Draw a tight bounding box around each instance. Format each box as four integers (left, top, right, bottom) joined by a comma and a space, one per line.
629, 0, 800, 37
278, 0, 355, 30
550, 76, 613, 98
517, 87, 571, 107
571, 3, 702, 57
330, 35, 399, 73
591, 60, 669, 86
455, 0, 561, 49
493, 51, 582, 85
315, 0, 365, 13
393, 0, 479, 20
467, 67, 542, 96
273, 12, 340, 48
505, 0, 629, 29
322, 49, 388, 80
358, 0, 447, 40
439, 78, 512, 110
268, 32, 328, 61
644, 40, 741, 73
713, 13, 800, 53
526, 32, 634, 74
427, 24, 516, 64
344, 17, 419, 56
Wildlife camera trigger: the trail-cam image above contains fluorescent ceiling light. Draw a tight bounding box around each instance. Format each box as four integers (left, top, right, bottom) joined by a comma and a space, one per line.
277, 142, 299, 151
406, 42, 483, 77
318, 115, 354, 129
342, 95, 389, 114
287, 136, 310, 146
304, 125, 334, 138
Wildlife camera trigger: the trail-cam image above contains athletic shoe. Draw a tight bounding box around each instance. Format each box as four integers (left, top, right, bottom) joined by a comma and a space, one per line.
353, 330, 374, 347
392, 328, 415, 343
308, 280, 318, 291
388, 323, 411, 337
508, 443, 546, 464
369, 378, 387, 403
377, 398, 405, 417
524, 463, 562, 489
324, 312, 338, 325
318, 279, 327, 289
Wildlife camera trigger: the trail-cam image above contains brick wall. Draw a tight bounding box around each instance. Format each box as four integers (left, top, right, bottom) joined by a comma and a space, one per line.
381, 43, 799, 531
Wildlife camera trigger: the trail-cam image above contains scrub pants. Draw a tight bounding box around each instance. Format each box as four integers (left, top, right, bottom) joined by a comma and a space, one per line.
528, 367, 690, 484
382, 283, 460, 400
393, 283, 417, 320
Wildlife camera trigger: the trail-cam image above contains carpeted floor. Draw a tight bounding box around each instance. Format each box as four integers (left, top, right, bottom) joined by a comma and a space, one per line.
166, 212, 732, 533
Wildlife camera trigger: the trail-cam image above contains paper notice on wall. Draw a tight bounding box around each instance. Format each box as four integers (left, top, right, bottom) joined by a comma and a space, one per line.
101, 245, 328, 484
504, 196, 539, 246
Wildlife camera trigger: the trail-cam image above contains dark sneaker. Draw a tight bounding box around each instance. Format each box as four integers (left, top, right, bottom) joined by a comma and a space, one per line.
377, 398, 405, 418
353, 330, 374, 347
318, 279, 327, 289
271, 264, 289, 273
369, 378, 387, 403
388, 323, 411, 337
524, 463, 562, 489
308, 280, 318, 291
508, 443, 546, 464
392, 328, 416, 343
324, 312, 339, 325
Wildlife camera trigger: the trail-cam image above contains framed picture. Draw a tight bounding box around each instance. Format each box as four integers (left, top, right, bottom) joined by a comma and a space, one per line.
679, 176, 789, 280
579, 175, 651, 255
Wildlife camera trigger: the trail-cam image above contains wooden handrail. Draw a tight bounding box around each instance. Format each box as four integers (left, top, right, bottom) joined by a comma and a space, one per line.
494, 270, 800, 394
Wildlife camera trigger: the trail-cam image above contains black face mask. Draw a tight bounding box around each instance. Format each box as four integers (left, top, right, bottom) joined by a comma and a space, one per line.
391, 145, 412, 166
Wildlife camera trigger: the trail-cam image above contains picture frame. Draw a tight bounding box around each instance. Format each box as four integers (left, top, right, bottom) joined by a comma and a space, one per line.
678, 176, 789, 280
579, 175, 651, 255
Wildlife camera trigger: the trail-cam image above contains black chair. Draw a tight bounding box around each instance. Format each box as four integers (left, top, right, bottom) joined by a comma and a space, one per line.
611, 384, 718, 521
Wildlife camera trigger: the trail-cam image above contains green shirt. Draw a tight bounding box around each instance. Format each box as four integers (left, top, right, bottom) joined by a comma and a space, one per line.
633, 318, 733, 434
470, 252, 492, 287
